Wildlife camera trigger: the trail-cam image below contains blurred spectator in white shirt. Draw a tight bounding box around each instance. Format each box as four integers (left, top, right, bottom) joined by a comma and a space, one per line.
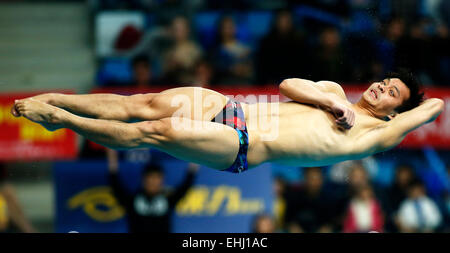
396, 180, 442, 233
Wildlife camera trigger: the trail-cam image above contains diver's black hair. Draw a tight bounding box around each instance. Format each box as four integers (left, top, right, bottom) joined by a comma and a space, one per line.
385, 68, 424, 113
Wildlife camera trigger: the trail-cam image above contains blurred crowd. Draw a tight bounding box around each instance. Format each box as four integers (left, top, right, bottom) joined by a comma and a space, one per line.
1, 152, 449, 233
93, 0, 450, 87
103, 154, 450, 233
263, 162, 450, 233
79, 145, 450, 233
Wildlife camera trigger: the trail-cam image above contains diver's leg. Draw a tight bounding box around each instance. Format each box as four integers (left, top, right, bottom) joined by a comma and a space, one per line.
14, 99, 239, 170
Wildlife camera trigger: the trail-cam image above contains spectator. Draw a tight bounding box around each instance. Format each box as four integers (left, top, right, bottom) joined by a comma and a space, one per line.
0, 163, 36, 233
107, 149, 198, 233
213, 15, 254, 85
130, 54, 153, 88
343, 185, 384, 233
256, 9, 308, 84
310, 26, 352, 82
161, 16, 203, 85
0, 192, 9, 233
285, 167, 338, 233
345, 162, 386, 204
347, 162, 370, 190
387, 164, 418, 216
252, 213, 276, 233
376, 17, 406, 74
192, 58, 215, 87
396, 179, 443, 233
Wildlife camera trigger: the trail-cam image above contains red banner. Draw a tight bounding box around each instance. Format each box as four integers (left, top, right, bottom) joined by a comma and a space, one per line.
0, 92, 77, 161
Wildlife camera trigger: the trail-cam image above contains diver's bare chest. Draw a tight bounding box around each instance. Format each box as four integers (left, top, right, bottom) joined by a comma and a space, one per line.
245, 101, 381, 145
274, 112, 378, 150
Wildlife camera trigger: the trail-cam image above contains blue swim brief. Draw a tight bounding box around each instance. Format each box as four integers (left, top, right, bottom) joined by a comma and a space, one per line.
211, 98, 249, 173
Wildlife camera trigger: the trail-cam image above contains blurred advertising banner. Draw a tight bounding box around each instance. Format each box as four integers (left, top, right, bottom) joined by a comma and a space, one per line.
92, 85, 450, 148
0, 92, 77, 161
172, 162, 273, 233
54, 158, 273, 233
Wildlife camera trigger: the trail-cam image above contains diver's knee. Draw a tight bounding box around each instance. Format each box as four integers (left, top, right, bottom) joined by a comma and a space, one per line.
137, 118, 174, 142
125, 93, 156, 118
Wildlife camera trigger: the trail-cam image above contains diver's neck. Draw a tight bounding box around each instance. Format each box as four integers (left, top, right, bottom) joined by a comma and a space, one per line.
352, 100, 380, 119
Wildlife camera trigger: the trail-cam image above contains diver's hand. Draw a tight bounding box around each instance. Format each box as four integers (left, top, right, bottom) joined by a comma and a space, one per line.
329, 101, 355, 130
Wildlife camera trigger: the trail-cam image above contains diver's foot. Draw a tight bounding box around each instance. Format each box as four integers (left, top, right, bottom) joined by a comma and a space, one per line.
14, 98, 64, 131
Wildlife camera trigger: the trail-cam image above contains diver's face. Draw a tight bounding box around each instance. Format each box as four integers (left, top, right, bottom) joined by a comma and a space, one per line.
363, 78, 410, 117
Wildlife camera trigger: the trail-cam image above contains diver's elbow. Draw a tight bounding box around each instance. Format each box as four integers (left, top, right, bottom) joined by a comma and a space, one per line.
435, 98, 444, 112
429, 98, 444, 116
279, 79, 291, 90
279, 78, 302, 94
